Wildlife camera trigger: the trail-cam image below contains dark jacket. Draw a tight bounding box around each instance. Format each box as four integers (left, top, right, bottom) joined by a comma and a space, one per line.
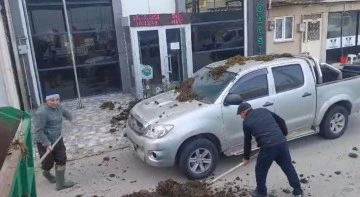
243, 108, 288, 160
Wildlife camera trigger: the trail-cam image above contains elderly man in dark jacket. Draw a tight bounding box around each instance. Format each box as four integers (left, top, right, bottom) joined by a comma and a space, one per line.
237, 102, 303, 197
34, 91, 74, 191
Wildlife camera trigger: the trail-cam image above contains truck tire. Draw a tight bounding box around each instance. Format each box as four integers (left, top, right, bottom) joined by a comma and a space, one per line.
179, 138, 219, 180
320, 105, 349, 139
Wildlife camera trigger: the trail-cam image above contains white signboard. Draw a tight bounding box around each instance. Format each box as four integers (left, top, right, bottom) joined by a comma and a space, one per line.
342, 36, 356, 48
141, 64, 153, 80
326, 37, 341, 50
170, 42, 180, 50
357, 35, 360, 46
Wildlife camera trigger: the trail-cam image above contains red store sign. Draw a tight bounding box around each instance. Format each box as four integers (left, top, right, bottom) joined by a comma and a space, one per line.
130, 13, 191, 27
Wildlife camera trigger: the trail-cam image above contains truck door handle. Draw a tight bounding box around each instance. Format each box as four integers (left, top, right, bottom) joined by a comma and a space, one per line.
263, 102, 274, 107
302, 92, 312, 97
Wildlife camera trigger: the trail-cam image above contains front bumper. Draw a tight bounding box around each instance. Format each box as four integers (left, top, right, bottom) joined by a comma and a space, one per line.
124, 122, 177, 167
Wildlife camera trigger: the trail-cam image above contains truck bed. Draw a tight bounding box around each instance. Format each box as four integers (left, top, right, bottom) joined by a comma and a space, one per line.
321, 66, 360, 83
316, 66, 360, 125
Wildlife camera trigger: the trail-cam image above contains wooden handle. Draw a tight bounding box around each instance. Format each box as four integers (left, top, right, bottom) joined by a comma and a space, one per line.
209, 153, 259, 185
38, 135, 63, 164
210, 162, 244, 185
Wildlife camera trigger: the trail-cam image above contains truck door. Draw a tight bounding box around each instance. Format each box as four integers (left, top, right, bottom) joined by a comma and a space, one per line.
222, 68, 275, 154
270, 62, 316, 133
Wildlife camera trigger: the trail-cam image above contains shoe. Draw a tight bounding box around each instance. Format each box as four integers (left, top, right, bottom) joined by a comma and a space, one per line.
42, 170, 56, 183
250, 190, 267, 197
293, 189, 303, 197
55, 165, 75, 191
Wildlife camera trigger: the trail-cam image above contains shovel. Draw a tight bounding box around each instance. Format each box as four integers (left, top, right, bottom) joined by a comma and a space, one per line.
38, 135, 63, 165
208, 153, 259, 185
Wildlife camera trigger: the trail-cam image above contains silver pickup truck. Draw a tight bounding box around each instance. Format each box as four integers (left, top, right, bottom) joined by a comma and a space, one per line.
124, 55, 360, 180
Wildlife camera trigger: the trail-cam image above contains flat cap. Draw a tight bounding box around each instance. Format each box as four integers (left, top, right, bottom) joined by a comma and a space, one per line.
237, 102, 252, 115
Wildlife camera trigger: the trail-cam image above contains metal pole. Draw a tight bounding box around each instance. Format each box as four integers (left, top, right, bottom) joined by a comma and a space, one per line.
19, 52, 33, 109
61, 0, 83, 108
192, 0, 197, 13
244, 0, 248, 56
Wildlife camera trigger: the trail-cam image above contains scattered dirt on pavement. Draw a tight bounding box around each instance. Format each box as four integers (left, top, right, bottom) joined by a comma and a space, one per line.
109, 174, 115, 178
108, 99, 142, 131
170, 104, 178, 108
349, 153, 358, 158
100, 101, 115, 110
122, 179, 251, 197
103, 156, 110, 162
335, 171, 341, 175
300, 178, 309, 184
352, 147, 358, 151
282, 189, 291, 194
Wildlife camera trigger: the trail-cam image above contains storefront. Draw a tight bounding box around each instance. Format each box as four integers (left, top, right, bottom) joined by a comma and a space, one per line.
4, 0, 266, 107
124, 0, 266, 98
128, 13, 193, 98
326, 11, 360, 63
25, 0, 122, 101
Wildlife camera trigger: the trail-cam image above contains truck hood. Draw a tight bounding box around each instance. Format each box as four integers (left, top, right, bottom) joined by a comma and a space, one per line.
131, 91, 206, 125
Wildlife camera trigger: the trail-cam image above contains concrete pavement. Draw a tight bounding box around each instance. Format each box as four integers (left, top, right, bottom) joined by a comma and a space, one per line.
36, 113, 360, 197
31, 93, 135, 161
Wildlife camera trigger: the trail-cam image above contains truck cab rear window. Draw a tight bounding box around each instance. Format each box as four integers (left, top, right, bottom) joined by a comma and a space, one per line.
272, 64, 304, 93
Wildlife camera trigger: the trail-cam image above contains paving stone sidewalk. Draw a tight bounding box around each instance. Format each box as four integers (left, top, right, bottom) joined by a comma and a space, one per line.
32, 93, 136, 161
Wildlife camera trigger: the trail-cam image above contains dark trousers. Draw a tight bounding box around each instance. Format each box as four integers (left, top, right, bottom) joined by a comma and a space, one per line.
255, 142, 302, 196
37, 138, 67, 171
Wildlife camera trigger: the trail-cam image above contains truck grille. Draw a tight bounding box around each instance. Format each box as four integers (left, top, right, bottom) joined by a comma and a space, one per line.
129, 114, 144, 134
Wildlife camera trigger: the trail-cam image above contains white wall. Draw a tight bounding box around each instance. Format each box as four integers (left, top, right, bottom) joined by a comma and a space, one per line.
0, 13, 20, 108
121, 0, 176, 17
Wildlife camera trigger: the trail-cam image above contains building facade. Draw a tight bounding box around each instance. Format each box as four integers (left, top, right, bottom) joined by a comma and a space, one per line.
266, 0, 360, 63
3, 0, 265, 109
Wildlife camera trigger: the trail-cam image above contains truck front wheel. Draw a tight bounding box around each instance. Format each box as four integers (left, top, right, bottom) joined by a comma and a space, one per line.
320, 105, 349, 139
179, 139, 219, 180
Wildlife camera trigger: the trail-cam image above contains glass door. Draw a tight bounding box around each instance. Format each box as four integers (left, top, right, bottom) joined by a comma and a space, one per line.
165, 28, 185, 84
163, 25, 193, 85
131, 25, 193, 98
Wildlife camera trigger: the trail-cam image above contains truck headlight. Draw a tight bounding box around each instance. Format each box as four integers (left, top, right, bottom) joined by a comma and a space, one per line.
144, 124, 174, 139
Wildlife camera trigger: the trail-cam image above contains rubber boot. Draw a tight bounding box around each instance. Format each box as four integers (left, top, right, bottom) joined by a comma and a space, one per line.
55, 165, 74, 191
250, 190, 267, 197
43, 170, 56, 183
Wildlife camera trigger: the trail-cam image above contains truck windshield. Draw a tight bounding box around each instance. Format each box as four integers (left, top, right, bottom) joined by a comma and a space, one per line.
192, 67, 236, 103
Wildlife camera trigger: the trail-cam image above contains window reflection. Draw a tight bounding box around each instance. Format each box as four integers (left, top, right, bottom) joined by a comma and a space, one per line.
39, 69, 76, 100
192, 22, 243, 52
77, 63, 122, 96
33, 34, 73, 69
186, 0, 243, 13
72, 31, 118, 65
27, 0, 121, 99
28, 5, 66, 35
27, 0, 62, 3
68, 4, 114, 32
193, 48, 244, 72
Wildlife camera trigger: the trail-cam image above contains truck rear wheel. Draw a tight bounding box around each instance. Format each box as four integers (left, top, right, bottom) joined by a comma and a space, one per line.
179, 139, 219, 180
320, 105, 349, 139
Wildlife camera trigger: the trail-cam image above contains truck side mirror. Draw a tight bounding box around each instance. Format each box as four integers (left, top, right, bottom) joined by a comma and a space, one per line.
224, 94, 243, 106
